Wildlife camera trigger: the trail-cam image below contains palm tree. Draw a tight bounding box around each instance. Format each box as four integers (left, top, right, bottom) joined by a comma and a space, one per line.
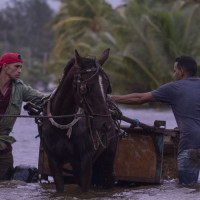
50, 0, 120, 57
109, 0, 200, 92
48, 0, 200, 93
46, 0, 122, 84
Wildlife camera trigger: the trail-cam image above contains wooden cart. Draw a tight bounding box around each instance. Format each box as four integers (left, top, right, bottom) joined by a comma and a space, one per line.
38, 120, 179, 184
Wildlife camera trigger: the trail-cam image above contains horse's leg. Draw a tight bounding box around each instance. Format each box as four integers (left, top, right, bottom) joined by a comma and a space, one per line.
48, 158, 64, 192
71, 153, 92, 192
80, 153, 92, 192
93, 138, 118, 188
71, 161, 81, 186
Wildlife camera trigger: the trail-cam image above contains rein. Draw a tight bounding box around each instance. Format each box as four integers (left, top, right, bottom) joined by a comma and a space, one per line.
0, 113, 87, 119
0, 112, 111, 119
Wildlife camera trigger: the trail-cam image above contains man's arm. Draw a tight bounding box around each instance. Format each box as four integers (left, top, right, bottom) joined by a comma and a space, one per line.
110, 92, 157, 105
22, 82, 47, 105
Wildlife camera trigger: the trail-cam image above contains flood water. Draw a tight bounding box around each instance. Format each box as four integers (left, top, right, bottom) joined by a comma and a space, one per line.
1, 106, 200, 200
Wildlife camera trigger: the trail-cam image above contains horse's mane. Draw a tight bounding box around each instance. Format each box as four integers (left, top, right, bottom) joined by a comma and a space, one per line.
63, 57, 75, 76
51, 58, 76, 99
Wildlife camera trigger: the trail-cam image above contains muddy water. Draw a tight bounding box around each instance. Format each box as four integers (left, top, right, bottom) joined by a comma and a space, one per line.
1, 107, 200, 200
1, 180, 200, 200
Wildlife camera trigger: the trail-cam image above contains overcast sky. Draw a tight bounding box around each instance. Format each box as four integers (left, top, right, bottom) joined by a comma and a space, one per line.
0, 0, 124, 11
46, 0, 124, 11
47, 0, 124, 11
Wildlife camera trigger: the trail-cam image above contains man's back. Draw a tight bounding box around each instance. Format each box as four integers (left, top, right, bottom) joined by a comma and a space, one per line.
152, 78, 200, 153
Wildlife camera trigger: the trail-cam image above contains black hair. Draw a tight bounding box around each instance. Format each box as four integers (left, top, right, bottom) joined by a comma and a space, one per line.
175, 56, 197, 77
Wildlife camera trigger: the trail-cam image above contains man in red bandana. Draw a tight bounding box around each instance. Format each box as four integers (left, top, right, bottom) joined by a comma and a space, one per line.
0, 52, 46, 180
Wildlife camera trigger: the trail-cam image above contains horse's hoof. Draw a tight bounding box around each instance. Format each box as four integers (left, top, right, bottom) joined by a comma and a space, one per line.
81, 188, 90, 193
56, 189, 64, 193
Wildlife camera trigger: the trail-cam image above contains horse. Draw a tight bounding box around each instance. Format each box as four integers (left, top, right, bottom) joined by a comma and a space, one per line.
40, 49, 118, 192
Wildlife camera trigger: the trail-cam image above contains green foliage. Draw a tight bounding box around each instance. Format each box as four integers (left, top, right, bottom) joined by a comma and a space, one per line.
0, 0, 55, 90
48, 0, 200, 93
2, 0, 199, 93
109, 0, 200, 92
47, 0, 122, 82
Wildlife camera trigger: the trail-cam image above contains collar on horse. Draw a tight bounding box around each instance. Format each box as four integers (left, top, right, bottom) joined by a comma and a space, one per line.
47, 92, 83, 138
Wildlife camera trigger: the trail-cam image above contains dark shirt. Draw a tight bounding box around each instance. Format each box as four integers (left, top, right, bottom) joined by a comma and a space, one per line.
151, 78, 200, 154
0, 83, 12, 121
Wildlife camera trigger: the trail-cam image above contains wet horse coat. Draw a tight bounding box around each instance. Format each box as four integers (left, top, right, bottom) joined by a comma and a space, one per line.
41, 49, 118, 192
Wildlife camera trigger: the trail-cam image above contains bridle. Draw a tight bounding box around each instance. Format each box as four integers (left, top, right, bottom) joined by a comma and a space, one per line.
75, 60, 111, 117
47, 59, 113, 148
74, 60, 113, 150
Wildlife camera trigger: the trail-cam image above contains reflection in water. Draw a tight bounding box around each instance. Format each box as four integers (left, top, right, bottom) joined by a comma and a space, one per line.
1, 107, 199, 199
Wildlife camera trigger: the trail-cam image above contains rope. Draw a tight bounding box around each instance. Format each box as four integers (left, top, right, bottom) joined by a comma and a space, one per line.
47, 99, 83, 131
0, 113, 87, 119
0, 112, 111, 119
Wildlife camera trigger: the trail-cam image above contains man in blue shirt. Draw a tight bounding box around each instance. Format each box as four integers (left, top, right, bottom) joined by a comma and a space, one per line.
111, 56, 200, 185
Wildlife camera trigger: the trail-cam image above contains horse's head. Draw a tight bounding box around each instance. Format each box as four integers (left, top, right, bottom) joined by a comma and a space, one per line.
73, 49, 113, 134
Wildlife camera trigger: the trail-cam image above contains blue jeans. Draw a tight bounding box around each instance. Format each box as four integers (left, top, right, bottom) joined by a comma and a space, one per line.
178, 149, 200, 185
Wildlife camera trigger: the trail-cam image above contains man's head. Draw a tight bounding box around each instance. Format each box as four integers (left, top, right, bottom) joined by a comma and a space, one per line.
0, 53, 23, 80
174, 56, 197, 81
0, 53, 23, 68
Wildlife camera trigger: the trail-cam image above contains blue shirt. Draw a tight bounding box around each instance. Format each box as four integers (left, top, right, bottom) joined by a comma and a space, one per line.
151, 78, 200, 153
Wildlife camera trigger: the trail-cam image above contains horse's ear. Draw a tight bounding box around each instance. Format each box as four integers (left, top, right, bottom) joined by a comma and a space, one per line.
75, 49, 83, 66
98, 48, 110, 66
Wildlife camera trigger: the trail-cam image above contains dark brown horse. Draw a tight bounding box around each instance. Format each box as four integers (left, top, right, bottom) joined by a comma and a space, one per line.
41, 49, 118, 192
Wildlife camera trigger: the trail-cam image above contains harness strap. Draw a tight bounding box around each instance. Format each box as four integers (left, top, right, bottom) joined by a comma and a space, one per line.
47, 100, 83, 138
87, 116, 99, 150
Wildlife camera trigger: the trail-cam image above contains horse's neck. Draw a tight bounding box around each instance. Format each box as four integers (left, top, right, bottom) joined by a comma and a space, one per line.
51, 78, 77, 117
53, 92, 76, 115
